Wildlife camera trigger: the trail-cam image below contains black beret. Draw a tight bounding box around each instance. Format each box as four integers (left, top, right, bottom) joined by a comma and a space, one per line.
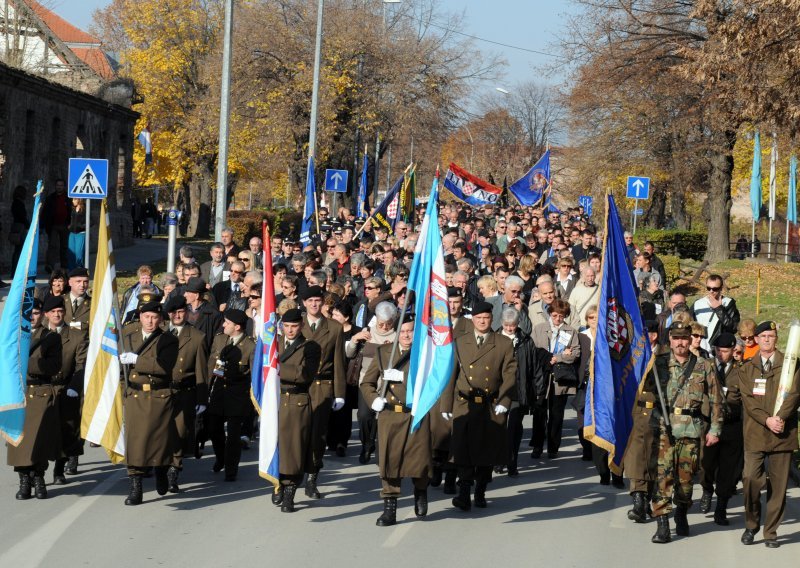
645, 320, 659, 334
43, 295, 65, 312
712, 332, 737, 348
68, 267, 89, 278
668, 321, 691, 338
139, 301, 163, 315
447, 286, 463, 298
32, 298, 43, 311
282, 308, 303, 323
185, 277, 206, 294
302, 286, 325, 300
224, 309, 248, 327
402, 314, 416, 324
164, 295, 187, 312
471, 301, 493, 316
755, 321, 777, 336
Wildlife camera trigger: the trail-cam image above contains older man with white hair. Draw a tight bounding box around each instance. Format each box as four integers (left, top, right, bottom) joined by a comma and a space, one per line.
569, 266, 601, 328
487, 275, 532, 336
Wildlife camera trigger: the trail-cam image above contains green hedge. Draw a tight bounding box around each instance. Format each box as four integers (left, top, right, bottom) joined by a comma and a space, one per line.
634, 229, 707, 260
226, 209, 302, 243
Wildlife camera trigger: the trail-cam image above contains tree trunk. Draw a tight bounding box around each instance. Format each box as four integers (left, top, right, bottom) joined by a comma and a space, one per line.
644, 182, 667, 228
186, 161, 213, 238
704, 130, 736, 263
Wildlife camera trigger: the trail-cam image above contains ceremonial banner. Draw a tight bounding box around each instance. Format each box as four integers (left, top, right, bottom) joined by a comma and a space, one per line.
399, 163, 416, 225
300, 155, 317, 244
356, 145, 369, 219
750, 132, 762, 222
508, 149, 550, 206
443, 163, 503, 207
370, 174, 403, 234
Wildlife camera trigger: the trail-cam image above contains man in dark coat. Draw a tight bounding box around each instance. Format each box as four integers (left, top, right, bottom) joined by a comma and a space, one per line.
184, 277, 222, 351
63, 267, 91, 341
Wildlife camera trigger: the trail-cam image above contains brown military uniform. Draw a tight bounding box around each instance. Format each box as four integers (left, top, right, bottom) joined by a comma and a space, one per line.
738, 351, 800, 541
63, 293, 91, 340
277, 335, 321, 484
361, 343, 432, 497
623, 389, 658, 493
122, 327, 180, 474
6, 328, 62, 471
51, 326, 88, 461
169, 324, 208, 469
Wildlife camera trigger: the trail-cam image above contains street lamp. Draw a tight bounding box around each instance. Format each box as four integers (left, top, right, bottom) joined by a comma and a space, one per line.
214, 0, 234, 240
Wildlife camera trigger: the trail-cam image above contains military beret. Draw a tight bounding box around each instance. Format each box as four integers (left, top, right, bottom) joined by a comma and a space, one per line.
402, 313, 416, 324
447, 286, 463, 298
139, 301, 163, 315
471, 301, 493, 316
645, 320, 659, 334
184, 277, 206, 294
282, 308, 303, 323
43, 295, 65, 312
755, 320, 777, 336
302, 286, 325, 301
224, 308, 248, 327
164, 295, 187, 312
32, 298, 43, 311
68, 267, 89, 278
668, 321, 691, 338
712, 332, 737, 348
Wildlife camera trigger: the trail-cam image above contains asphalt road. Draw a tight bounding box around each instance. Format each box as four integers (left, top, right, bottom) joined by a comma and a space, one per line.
3, 410, 800, 568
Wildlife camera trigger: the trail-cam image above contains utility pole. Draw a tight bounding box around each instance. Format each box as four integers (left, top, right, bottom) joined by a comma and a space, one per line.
214, 0, 234, 240
308, 0, 324, 159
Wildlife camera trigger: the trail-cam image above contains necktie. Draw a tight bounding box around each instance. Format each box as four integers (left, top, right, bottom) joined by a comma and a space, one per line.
233, 284, 239, 293
72, 299, 78, 312
311, 322, 317, 332
286, 340, 291, 350
477, 335, 484, 347
171, 328, 179, 337
764, 359, 772, 373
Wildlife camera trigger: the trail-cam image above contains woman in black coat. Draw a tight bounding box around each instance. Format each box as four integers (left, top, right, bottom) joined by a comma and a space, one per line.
9, 184, 28, 279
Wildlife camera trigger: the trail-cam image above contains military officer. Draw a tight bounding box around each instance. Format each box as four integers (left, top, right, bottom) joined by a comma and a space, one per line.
206, 309, 256, 482
272, 308, 321, 513
7, 299, 62, 500
738, 321, 800, 548
698, 332, 743, 526
164, 295, 209, 493
42, 296, 88, 485
63, 267, 91, 338
361, 316, 433, 526
648, 321, 722, 544
119, 301, 179, 505
301, 286, 346, 499
440, 301, 517, 511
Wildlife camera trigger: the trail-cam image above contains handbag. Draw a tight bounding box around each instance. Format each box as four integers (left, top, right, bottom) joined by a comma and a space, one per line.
346, 345, 364, 386
552, 362, 579, 387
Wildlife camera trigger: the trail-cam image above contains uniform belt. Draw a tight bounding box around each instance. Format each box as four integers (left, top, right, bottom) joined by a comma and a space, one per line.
383, 403, 411, 413
670, 407, 702, 418
637, 400, 655, 409
170, 381, 196, 391
458, 390, 496, 404
281, 384, 310, 394
128, 381, 170, 392
314, 377, 333, 384
26, 379, 53, 386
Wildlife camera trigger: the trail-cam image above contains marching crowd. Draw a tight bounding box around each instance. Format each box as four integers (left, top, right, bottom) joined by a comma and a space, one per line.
6, 199, 799, 546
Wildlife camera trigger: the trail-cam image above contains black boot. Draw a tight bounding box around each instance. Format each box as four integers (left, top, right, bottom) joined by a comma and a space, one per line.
651, 515, 671, 543
474, 482, 487, 508
430, 466, 442, 487
15, 472, 32, 500
452, 482, 471, 511
627, 491, 647, 523
714, 496, 730, 526
167, 466, 180, 493
272, 486, 285, 506
155, 467, 169, 496
443, 470, 457, 495
414, 489, 428, 518
33, 474, 47, 499
674, 504, 689, 536
376, 497, 397, 526
305, 473, 321, 499
125, 475, 143, 506
53, 458, 67, 485
65, 456, 79, 475
281, 484, 297, 513
699, 490, 713, 514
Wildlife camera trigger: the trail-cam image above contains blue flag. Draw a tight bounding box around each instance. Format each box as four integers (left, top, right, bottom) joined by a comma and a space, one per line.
357, 146, 369, 219
750, 132, 762, 222
585, 194, 651, 474
508, 149, 550, 206
0, 182, 43, 445
406, 175, 454, 431
788, 155, 797, 225
300, 155, 317, 244
369, 173, 403, 234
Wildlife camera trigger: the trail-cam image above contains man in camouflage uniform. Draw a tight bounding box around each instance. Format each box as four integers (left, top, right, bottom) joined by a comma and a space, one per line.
647, 322, 723, 543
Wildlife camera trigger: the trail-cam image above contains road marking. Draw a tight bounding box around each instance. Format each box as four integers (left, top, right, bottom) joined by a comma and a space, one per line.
381, 510, 417, 548
0, 470, 123, 568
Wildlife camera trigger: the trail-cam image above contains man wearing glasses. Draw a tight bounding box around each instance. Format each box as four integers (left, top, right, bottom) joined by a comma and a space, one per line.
213, 261, 246, 311
691, 274, 740, 353
494, 221, 509, 253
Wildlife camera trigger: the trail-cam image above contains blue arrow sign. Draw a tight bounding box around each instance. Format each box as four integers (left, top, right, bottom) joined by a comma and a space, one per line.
626, 176, 650, 200
68, 158, 108, 199
324, 169, 349, 193
578, 195, 593, 216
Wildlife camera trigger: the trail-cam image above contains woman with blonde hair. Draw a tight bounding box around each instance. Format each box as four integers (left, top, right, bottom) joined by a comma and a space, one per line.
737, 318, 758, 361
689, 321, 710, 359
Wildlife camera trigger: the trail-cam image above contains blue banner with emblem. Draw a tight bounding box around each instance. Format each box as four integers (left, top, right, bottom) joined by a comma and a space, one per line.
508, 149, 550, 206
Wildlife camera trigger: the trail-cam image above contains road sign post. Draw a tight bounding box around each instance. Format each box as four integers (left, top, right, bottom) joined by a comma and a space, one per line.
68, 158, 109, 269
325, 168, 349, 217
626, 176, 650, 235
167, 209, 179, 273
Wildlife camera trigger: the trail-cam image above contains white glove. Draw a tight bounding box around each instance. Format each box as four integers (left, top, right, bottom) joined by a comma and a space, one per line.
371, 397, 386, 412
441, 412, 453, 421
494, 404, 508, 415
382, 369, 404, 383
66, 388, 79, 398
332, 397, 345, 411
195, 404, 207, 415
120, 352, 138, 365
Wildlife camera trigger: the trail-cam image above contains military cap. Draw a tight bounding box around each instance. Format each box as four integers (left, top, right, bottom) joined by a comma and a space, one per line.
471, 301, 493, 316
755, 320, 777, 336
282, 308, 303, 324
137, 288, 160, 303
302, 286, 325, 301
447, 286, 463, 298
164, 295, 187, 312
185, 277, 206, 294
668, 321, 691, 338
43, 295, 65, 312
32, 298, 43, 311
224, 308, 248, 327
712, 332, 737, 348
68, 267, 89, 278
139, 301, 163, 315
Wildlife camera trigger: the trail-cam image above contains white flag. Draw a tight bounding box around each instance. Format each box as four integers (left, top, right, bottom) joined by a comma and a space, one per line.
769, 134, 778, 220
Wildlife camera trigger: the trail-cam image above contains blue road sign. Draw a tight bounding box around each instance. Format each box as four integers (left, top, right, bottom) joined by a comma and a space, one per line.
626, 176, 650, 200
578, 195, 593, 216
324, 169, 349, 193
68, 158, 108, 199
634, 208, 644, 216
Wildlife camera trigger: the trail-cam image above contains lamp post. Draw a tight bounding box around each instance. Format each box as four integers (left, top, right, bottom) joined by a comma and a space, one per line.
214, 0, 234, 240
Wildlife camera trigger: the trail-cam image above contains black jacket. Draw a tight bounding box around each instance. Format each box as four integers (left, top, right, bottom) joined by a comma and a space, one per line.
508, 330, 551, 404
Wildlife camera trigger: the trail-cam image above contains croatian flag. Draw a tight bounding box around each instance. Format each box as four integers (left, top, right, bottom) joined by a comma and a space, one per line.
406, 173, 455, 431
252, 221, 280, 489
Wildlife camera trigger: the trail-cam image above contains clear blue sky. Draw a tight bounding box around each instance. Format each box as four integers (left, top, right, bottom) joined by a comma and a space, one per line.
53, 0, 575, 86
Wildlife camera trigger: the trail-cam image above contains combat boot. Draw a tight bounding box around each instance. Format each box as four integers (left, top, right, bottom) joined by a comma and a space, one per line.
155, 467, 169, 496
430, 466, 442, 487
305, 473, 321, 499
15, 472, 32, 500
272, 485, 285, 506
167, 466, 180, 493
125, 475, 143, 506
627, 491, 647, 523
376, 497, 397, 526
414, 489, 428, 518
714, 496, 730, 526
652, 515, 671, 543
674, 504, 689, 536
452, 482, 472, 511
281, 485, 297, 513
65, 456, 79, 475
699, 490, 713, 514
33, 474, 47, 499
474, 482, 487, 508
53, 458, 67, 485
443, 470, 457, 495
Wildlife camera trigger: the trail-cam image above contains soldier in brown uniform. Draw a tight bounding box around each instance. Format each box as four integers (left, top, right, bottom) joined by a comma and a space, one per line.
164, 295, 209, 493
738, 320, 800, 548
301, 286, 346, 499
271, 308, 321, 513
119, 301, 179, 505
361, 316, 433, 526
440, 301, 517, 511
42, 296, 88, 485
7, 299, 62, 500
206, 309, 255, 482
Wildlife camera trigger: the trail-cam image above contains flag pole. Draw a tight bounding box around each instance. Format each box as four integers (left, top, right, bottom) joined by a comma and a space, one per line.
786, 220, 791, 263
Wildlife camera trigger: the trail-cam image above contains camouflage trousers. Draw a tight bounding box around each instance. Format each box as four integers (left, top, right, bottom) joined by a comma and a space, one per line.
651, 433, 700, 517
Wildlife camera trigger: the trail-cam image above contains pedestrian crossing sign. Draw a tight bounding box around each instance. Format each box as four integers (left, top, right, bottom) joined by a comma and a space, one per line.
68, 158, 108, 199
